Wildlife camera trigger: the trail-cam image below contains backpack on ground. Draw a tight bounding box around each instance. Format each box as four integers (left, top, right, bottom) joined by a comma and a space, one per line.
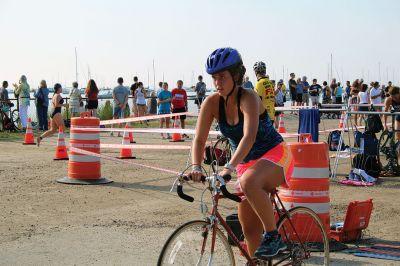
328, 130, 346, 151
354, 131, 379, 156
352, 154, 380, 178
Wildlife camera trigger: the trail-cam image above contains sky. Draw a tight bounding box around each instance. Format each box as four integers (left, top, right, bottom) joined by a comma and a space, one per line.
1, 0, 400, 89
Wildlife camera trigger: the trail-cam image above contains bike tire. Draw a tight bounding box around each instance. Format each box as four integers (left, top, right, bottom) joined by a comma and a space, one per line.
157, 220, 235, 266
276, 207, 329, 266
11, 109, 20, 130
378, 130, 398, 171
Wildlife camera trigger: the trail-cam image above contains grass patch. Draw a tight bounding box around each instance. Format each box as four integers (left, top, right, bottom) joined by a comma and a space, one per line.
0, 131, 25, 142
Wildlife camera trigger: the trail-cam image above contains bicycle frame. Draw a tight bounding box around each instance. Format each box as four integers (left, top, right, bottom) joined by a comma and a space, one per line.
204, 188, 310, 266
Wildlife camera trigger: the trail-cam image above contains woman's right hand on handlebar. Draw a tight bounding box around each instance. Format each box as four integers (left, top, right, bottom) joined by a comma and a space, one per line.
188, 165, 203, 182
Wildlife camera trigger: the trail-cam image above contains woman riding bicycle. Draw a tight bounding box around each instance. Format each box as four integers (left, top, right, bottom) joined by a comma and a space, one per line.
189, 47, 293, 259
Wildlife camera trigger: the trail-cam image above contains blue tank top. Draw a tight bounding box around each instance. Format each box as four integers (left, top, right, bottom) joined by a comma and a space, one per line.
218, 88, 283, 163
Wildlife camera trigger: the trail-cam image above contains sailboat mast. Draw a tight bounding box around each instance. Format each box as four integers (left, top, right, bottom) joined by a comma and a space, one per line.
75, 47, 78, 83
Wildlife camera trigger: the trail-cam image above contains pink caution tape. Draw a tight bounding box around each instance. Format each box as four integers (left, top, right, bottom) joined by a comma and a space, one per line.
100, 143, 191, 150
100, 112, 197, 126
70, 147, 181, 175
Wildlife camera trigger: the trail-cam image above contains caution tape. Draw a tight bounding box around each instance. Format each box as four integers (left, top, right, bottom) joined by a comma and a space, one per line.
99, 112, 197, 126
100, 143, 191, 150
70, 126, 301, 138
70, 147, 181, 175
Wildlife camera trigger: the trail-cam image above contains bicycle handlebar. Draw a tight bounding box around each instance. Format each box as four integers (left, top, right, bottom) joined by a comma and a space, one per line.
177, 174, 241, 203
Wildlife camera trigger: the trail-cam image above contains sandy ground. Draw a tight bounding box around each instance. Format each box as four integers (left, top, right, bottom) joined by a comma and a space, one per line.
0, 115, 399, 266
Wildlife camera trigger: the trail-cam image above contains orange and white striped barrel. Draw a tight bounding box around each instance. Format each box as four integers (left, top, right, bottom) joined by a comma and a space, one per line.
57, 112, 112, 185
278, 142, 330, 241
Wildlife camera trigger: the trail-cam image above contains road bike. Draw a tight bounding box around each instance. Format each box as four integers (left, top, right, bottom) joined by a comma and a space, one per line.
0, 100, 20, 132
158, 168, 330, 265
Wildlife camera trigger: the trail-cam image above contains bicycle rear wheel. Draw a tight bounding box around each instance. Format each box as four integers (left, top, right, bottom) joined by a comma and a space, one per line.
378, 130, 398, 172
158, 220, 235, 266
276, 207, 329, 265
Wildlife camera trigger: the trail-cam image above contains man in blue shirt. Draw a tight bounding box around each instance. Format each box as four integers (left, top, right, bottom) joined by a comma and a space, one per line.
243, 76, 254, 90
157, 82, 172, 139
111, 77, 129, 136
301, 76, 310, 106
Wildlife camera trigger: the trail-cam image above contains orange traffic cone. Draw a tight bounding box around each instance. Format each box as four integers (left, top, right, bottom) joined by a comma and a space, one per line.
170, 116, 184, 142
339, 112, 345, 128
278, 114, 286, 133
23, 117, 35, 145
54, 127, 69, 160
126, 123, 136, 143
118, 129, 136, 159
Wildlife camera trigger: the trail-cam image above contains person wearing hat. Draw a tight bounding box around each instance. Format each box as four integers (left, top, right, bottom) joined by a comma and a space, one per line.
370, 81, 382, 111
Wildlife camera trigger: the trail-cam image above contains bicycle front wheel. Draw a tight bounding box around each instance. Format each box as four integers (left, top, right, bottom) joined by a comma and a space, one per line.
277, 207, 329, 265
11, 109, 20, 130
378, 130, 398, 171
158, 220, 235, 266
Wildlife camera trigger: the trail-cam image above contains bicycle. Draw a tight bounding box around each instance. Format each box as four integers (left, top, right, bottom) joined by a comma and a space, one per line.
378, 114, 400, 175
0, 100, 20, 132
158, 168, 330, 265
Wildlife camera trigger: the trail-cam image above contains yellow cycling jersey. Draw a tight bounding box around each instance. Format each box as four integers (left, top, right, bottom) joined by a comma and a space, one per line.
254, 77, 275, 119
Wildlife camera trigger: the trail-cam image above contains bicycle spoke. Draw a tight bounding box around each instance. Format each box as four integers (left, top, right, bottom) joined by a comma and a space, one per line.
276, 207, 329, 265
158, 220, 235, 266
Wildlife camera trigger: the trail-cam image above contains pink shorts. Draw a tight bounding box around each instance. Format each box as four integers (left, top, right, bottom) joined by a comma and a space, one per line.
235, 142, 294, 193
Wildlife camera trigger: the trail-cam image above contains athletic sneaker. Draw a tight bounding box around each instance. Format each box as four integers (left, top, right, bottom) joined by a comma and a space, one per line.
254, 233, 287, 259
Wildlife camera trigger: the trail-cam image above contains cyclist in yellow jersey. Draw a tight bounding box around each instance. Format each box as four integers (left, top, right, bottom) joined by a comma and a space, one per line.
253, 61, 275, 120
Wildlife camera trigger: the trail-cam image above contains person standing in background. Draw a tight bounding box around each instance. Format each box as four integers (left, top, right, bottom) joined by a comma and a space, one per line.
335, 82, 343, 104
370, 81, 382, 111
13, 75, 30, 130
34, 80, 49, 130
69, 81, 82, 118
330, 78, 338, 104
274, 82, 284, 128
385, 81, 393, 98
288, 73, 297, 113
357, 84, 370, 126
130, 76, 139, 117
135, 82, 148, 123
194, 75, 206, 109
111, 77, 129, 137
0, 81, 12, 107
301, 76, 310, 106
254, 61, 275, 120
171, 80, 189, 138
295, 78, 303, 107
148, 91, 157, 115
243, 76, 254, 89
157, 82, 172, 139
309, 79, 321, 107
344, 81, 351, 103
85, 79, 99, 117
322, 81, 332, 104
350, 80, 360, 126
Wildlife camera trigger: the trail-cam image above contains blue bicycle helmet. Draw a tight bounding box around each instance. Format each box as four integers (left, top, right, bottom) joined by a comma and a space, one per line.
206, 47, 243, 75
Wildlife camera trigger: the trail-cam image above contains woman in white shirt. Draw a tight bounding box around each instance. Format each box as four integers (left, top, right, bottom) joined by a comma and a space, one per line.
357, 84, 369, 126
69, 82, 82, 117
135, 82, 147, 121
